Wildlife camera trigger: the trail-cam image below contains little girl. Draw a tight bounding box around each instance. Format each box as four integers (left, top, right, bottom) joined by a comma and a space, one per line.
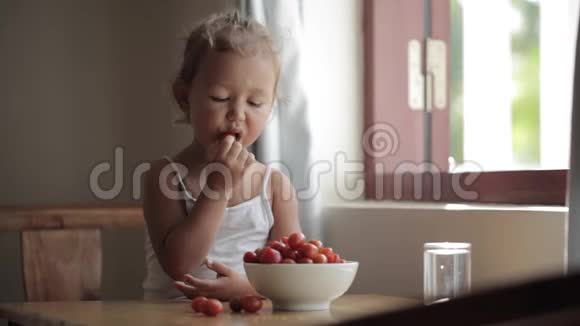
142, 11, 301, 301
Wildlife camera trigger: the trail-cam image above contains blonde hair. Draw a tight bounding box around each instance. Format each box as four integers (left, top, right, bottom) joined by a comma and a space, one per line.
173, 10, 280, 123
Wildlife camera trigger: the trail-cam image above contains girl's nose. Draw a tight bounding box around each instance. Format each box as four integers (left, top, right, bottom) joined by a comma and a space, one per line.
226, 101, 246, 121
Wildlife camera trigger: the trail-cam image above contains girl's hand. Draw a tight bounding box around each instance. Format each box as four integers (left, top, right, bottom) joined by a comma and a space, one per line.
204, 135, 255, 200
173, 259, 261, 301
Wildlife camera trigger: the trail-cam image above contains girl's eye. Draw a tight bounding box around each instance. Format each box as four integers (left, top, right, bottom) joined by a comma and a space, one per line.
248, 101, 263, 107
210, 96, 229, 103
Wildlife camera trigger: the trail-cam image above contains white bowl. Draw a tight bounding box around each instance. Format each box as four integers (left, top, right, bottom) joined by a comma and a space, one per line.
244, 261, 359, 311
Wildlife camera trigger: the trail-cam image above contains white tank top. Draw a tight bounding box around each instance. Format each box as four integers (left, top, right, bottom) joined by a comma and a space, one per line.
142, 156, 275, 300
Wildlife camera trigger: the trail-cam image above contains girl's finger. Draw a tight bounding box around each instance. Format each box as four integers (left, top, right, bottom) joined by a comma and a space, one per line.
243, 153, 255, 169
217, 135, 235, 159
237, 149, 249, 166
226, 141, 243, 161
173, 281, 201, 299
206, 260, 233, 277
184, 274, 216, 290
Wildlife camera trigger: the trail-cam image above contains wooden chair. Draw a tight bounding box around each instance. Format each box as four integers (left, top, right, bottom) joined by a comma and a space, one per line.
0, 206, 144, 301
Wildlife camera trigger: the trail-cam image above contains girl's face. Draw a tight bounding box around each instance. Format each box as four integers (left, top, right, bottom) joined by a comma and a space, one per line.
187, 50, 277, 151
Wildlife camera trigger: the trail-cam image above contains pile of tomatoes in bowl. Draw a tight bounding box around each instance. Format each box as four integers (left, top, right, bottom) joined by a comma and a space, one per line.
243, 232, 346, 264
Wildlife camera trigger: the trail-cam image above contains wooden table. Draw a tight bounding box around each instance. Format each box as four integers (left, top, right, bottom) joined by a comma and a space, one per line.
0, 294, 418, 326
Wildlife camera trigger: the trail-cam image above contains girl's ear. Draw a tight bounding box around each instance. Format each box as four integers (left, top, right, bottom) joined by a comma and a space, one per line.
172, 79, 190, 113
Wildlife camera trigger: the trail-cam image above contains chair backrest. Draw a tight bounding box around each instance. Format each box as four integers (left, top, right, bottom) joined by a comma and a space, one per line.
0, 206, 144, 302
21, 229, 102, 301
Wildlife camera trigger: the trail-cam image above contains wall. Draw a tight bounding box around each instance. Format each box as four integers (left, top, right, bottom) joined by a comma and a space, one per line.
323, 202, 567, 299
0, 0, 234, 301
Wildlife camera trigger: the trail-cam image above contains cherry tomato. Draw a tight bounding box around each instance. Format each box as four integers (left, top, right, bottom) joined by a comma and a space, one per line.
229, 297, 243, 313
280, 236, 289, 245
244, 240, 348, 265
295, 250, 304, 260
191, 296, 208, 313
269, 241, 287, 253
319, 248, 336, 263
313, 253, 328, 264
243, 251, 258, 263
281, 248, 299, 260
258, 247, 282, 264
241, 295, 263, 313
296, 257, 314, 264
288, 232, 306, 250
203, 298, 224, 316
299, 243, 319, 259
309, 240, 323, 248
320, 247, 334, 255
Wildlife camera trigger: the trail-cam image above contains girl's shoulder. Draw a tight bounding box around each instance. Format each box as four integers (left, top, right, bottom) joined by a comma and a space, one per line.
261, 163, 296, 203
145, 158, 177, 193
148, 157, 173, 171
250, 161, 289, 188
146, 150, 191, 179
146, 157, 178, 180
144, 155, 189, 197
145, 157, 294, 200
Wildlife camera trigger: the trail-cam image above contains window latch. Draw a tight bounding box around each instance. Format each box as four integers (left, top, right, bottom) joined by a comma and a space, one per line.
408, 38, 447, 112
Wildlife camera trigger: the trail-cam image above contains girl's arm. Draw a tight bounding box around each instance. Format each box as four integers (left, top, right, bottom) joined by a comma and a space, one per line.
144, 135, 252, 281
169, 167, 300, 301
143, 160, 229, 281
268, 169, 302, 240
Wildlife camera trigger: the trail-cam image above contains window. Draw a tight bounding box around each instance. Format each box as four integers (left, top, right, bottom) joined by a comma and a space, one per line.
363, 0, 578, 205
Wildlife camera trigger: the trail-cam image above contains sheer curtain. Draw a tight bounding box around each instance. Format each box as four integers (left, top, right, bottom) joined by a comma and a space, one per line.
239, 0, 321, 239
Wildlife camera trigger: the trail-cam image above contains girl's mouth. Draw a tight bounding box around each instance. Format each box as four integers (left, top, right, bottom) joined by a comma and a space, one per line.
221, 132, 241, 141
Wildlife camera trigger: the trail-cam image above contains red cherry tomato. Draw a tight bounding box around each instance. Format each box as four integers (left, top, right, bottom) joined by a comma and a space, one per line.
269, 241, 287, 253
295, 250, 304, 260
258, 247, 282, 264
313, 253, 328, 264
191, 296, 208, 313
299, 243, 319, 259
336, 258, 346, 263
296, 257, 314, 264
288, 232, 306, 250
241, 295, 263, 313
309, 240, 323, 248
281, 258, 296, 264
320, 247, 334, 255
280, 236, 289, 244
319, 248, 336, 263
243, 251, 258, 263
229, 297, 243, 313
203, 298, 224, 316
281, 248, 299, 260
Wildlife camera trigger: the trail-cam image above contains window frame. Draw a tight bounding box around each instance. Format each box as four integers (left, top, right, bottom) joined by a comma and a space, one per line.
363, 0, 568, 206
